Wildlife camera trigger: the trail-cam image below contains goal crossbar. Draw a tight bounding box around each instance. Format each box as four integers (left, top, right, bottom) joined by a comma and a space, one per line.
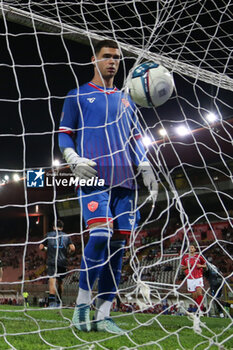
1, 2, 233, 92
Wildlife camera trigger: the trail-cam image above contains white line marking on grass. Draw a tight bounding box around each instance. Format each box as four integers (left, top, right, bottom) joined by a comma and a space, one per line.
0, 316, 69, 324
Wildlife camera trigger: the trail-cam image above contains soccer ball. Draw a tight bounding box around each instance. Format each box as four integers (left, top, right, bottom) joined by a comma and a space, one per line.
126, 62, 174, 108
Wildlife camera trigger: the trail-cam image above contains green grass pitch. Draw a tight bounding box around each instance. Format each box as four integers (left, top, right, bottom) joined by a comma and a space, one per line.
0, 306, 232, 349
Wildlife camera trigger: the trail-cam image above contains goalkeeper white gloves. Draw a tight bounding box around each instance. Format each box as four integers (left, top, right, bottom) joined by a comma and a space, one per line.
63, 148, 97, 180
63, 149, 158, 201
138, 161, 158, 202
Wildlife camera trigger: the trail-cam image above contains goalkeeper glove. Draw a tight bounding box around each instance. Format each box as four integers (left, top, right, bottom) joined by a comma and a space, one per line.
63, 148, 97, 180
138, 161, 158, 202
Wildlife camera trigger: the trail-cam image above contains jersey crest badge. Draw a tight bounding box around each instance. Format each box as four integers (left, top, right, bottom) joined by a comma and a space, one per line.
87, 98, 96, 103
121, 98, 130, 107
87, 201, 99, 212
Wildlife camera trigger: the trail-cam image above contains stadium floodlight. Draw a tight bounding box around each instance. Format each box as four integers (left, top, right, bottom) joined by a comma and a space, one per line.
206, 112, 217, 123
175, 125, 190, 136
13, 174, 20, 182
142, 136, 152, 146
4, 175, 9, 181
158, 128, 168, 137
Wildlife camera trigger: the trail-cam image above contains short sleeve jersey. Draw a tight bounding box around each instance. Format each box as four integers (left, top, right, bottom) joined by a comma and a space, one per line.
44, 231, 72, 267
181, 253, 206, 279
59, 82, 147, 189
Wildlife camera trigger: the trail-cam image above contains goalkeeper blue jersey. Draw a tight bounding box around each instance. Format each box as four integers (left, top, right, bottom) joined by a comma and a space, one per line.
59, 82, 147, 189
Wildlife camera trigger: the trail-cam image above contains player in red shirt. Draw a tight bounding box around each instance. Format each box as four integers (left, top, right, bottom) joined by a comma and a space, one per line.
181, 244, 206, 311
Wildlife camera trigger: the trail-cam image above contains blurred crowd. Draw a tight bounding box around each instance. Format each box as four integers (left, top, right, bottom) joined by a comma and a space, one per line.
0, 223, 232, 286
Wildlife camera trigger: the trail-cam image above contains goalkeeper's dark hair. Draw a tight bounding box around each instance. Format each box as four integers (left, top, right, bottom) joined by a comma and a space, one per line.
94, 39, 119, 54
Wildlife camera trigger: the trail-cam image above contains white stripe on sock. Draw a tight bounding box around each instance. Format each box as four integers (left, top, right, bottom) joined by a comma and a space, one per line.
90, 227, 113, 238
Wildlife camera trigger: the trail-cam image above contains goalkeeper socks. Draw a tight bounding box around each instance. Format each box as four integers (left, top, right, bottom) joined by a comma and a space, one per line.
98, 240, 125, 302
95, 298, 112, 321
76, 287, 91, 306
79, 227, 113, 293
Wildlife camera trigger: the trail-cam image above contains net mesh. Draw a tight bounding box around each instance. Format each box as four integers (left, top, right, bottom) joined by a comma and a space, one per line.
0, 1, 232, 349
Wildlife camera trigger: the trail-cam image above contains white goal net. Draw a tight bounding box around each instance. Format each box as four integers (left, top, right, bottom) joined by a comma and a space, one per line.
0, 1, 232, 350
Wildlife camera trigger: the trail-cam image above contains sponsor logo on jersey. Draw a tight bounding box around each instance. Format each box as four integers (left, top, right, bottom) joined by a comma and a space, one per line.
87, 201, 99, 212
129, 217, 135, 226
27, 169, 45, 187
87, 98, 96, 103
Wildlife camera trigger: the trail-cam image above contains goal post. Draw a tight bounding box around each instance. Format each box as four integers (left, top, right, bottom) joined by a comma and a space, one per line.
0, 1, 232, 349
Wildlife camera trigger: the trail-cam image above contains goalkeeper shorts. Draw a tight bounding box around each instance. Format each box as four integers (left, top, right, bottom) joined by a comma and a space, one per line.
78, 185, 140, 235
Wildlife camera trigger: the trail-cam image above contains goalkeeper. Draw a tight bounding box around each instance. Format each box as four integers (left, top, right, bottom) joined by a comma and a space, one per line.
59, 39, 158, 334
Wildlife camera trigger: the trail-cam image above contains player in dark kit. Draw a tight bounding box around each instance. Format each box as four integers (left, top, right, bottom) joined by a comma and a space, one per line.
39, 219, 75, 307
205, 260, 224, 317
59, 39, 158, 333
